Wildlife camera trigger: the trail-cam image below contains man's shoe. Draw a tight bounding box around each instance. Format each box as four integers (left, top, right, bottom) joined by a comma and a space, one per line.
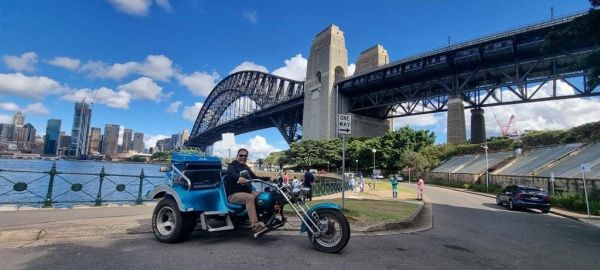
252, 224, 268, 238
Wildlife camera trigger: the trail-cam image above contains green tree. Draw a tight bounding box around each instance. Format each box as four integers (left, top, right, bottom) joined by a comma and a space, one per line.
150, 151, 170, 162
256, 158, 264, 170
399, 150, 431, 173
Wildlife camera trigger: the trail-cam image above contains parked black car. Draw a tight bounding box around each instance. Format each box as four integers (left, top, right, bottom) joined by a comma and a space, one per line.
496, 185, 551, 213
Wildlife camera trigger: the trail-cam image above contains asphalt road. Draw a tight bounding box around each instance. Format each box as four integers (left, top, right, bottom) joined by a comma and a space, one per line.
1, 184, 599, 270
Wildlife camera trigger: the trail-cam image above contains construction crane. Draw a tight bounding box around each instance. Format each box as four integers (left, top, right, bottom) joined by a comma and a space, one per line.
490, 107, 518, 137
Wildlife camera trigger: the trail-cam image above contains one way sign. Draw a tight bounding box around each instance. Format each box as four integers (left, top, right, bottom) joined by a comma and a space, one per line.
338, 114, 352, 135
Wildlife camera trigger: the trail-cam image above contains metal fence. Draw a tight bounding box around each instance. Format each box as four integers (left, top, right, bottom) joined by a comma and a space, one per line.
0, 162, 164, 207
0, 164, 351, 207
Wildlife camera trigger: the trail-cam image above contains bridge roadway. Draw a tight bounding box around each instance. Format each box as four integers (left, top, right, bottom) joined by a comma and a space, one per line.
1, 184, 599, 270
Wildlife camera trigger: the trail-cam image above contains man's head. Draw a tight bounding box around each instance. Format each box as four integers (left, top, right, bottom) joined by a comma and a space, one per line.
236, 148, 249, 164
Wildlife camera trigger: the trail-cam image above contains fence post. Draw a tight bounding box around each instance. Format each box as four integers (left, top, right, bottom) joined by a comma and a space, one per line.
95, 167, 105, 206
43, 162, 58, 207
136, 169, 145, 205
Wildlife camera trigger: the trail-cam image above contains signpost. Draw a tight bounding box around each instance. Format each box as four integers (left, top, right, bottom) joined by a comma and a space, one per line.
550, 172, 555, 195
580, 163, 591, 218
338, 114, 351, 209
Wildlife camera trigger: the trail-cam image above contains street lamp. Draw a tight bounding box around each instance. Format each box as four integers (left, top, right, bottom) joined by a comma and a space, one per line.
355, 159, 358, 174
372, 149, 377, 189
482, 144, 489, 193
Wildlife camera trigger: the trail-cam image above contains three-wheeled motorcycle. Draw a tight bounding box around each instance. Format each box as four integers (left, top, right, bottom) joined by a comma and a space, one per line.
147, 149, 350, 253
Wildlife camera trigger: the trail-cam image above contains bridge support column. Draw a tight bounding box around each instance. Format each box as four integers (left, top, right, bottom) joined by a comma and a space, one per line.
447, 95, 466, 144
470, 108, 486, 144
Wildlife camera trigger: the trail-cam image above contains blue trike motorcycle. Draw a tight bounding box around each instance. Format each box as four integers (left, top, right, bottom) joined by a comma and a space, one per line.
147, 150, 350, 253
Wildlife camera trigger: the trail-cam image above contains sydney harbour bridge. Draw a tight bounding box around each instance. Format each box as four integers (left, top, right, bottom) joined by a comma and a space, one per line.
187, 11, 599, 149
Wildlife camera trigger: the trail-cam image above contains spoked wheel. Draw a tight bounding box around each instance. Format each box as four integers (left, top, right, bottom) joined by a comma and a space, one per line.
152, 197, 197, 243
307, 208, 350, 253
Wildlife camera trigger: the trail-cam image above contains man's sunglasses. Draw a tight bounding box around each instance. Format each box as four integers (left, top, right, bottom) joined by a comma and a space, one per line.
238, 154, 248, 158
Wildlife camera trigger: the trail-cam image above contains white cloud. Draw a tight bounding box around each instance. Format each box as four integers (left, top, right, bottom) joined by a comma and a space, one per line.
177, 72, 220, 97
137, 55, 175, 81
347, 63, 356, 77
107, 0, 152, 16
0, 114, 12, 124
243, 10, 258, 24
166, 101, 182, 113
229, 61, 269, 74
182, 102, 203, 121
0, 102, 20, 111
0, 102, 50, 115
62, 87, 131, 109
212, 135, 280, 160
393, 113, 444, 128
23, 102, 50, 115
0, 73, 64, 99
3, 52, 38, 72
155, 0, 172, 12
117, 77, 163, 100
272, 54, 307, 81
144, 134, 169, 149
79, 54, 176, 81
48, 57, 81, 70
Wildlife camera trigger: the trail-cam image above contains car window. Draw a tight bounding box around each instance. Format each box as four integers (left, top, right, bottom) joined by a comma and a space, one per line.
502, 186, 512, 193
521, 188, 543, 193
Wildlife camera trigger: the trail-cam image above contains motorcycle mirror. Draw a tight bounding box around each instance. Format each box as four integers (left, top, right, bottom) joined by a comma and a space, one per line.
240, 170, 251, 179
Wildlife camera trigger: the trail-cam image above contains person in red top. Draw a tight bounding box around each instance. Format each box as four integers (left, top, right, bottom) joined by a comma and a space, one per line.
282, 172, 289, 185
417, 178, 425, 201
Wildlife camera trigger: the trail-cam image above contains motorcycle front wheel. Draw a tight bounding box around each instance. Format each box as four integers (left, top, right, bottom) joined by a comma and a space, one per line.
307, 208, 350, 253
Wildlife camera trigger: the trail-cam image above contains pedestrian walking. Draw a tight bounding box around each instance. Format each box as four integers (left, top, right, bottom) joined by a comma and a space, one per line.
359, 173, 365, 192
390, 175, 399, 198
282, 172, 289, 185
417, 177, 425, 201
349, 174, 356, 192
303, 170, 315, 201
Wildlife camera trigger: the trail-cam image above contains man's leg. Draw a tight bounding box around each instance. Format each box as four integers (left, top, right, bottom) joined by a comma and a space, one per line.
228, 192, 258, 225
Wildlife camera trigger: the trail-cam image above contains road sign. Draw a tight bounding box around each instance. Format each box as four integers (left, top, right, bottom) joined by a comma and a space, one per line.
581, 163, 591, 173
338, 114, 351, 135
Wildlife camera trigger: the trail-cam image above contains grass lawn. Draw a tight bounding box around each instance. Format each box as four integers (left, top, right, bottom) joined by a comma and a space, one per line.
285, 198, 420, 226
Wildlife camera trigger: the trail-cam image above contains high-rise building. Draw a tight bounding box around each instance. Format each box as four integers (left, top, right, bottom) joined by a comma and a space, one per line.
43, 119, 61, 156
18, 123, 36, 151
171, 133, 180, 149
181, 129, 190, 146
133, 132, 144, 153
12, 111, 24, 127
59, 135, 71, 155
68, 102, 92, 156
102, 124, 120, 157
88, 127, 101, 154
122, 128, 132, 152
0, 123, 15, 143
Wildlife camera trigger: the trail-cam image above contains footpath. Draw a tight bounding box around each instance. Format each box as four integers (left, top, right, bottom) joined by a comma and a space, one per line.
430, 184, 600, 229
0, 185, 424, 244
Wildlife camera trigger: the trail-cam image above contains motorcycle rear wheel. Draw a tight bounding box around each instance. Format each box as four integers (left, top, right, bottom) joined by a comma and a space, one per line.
152, 197, 197, 243
307, 208, 350, 253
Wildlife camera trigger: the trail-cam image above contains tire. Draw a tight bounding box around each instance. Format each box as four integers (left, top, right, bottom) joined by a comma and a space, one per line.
542, 209, 550, 214
152, 197, 197, 243
508, 199, 517, 211
307, 208, 351, 253
496, 196, 502, 205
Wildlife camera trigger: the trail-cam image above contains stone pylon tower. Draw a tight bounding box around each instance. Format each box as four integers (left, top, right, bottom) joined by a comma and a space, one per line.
303, 25, 348, 140
447, 95, 467, 144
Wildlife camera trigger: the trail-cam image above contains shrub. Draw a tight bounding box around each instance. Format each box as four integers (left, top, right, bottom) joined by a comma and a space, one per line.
551, 192, 600, 215
471, 183, 503, 194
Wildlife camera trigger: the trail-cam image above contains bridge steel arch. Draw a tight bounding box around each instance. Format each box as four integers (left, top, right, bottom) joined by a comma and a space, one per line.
187, 71, 304, 148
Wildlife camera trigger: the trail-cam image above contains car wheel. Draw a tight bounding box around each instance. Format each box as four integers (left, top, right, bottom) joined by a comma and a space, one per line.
152, 197, 198, 243
508, 199, 517, 211
542, 209, 550, 214
496, 196, 502, 205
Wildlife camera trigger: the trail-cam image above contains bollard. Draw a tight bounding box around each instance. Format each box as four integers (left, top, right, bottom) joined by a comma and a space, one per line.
136, 169, 145, 205
43, 162, 58, 207
95, 167, 106, 206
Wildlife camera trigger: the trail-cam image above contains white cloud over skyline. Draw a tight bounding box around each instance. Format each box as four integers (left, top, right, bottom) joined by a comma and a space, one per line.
107, 0, 172, 16
3, 52, 38, 72
177, 72, 220, 97
166, 101, 182, 113
62, 87, 132, 109
212, 135, 280, 160
48, 57, 81, 70
117, 77, 164, 101
182, 102, 203, 121
0, 73, 65, 99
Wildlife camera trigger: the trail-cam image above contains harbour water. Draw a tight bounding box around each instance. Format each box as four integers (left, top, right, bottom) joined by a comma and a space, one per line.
0, 159, 165, 207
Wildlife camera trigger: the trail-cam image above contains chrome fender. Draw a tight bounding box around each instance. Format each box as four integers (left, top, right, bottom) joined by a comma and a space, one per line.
300, 203, 342, 233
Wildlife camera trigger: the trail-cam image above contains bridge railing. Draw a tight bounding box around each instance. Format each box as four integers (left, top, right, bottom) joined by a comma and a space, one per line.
342, 10, 587, 80
0, 162, 164, 207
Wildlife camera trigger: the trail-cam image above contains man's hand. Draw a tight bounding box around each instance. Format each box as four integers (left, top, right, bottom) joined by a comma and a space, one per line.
238, 177, 248, 185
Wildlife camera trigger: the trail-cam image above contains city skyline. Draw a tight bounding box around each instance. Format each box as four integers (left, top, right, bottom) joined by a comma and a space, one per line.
1, 1, 599, 159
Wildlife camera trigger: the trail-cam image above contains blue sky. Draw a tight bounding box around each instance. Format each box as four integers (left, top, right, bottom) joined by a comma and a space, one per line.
0, 0, 596, 159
